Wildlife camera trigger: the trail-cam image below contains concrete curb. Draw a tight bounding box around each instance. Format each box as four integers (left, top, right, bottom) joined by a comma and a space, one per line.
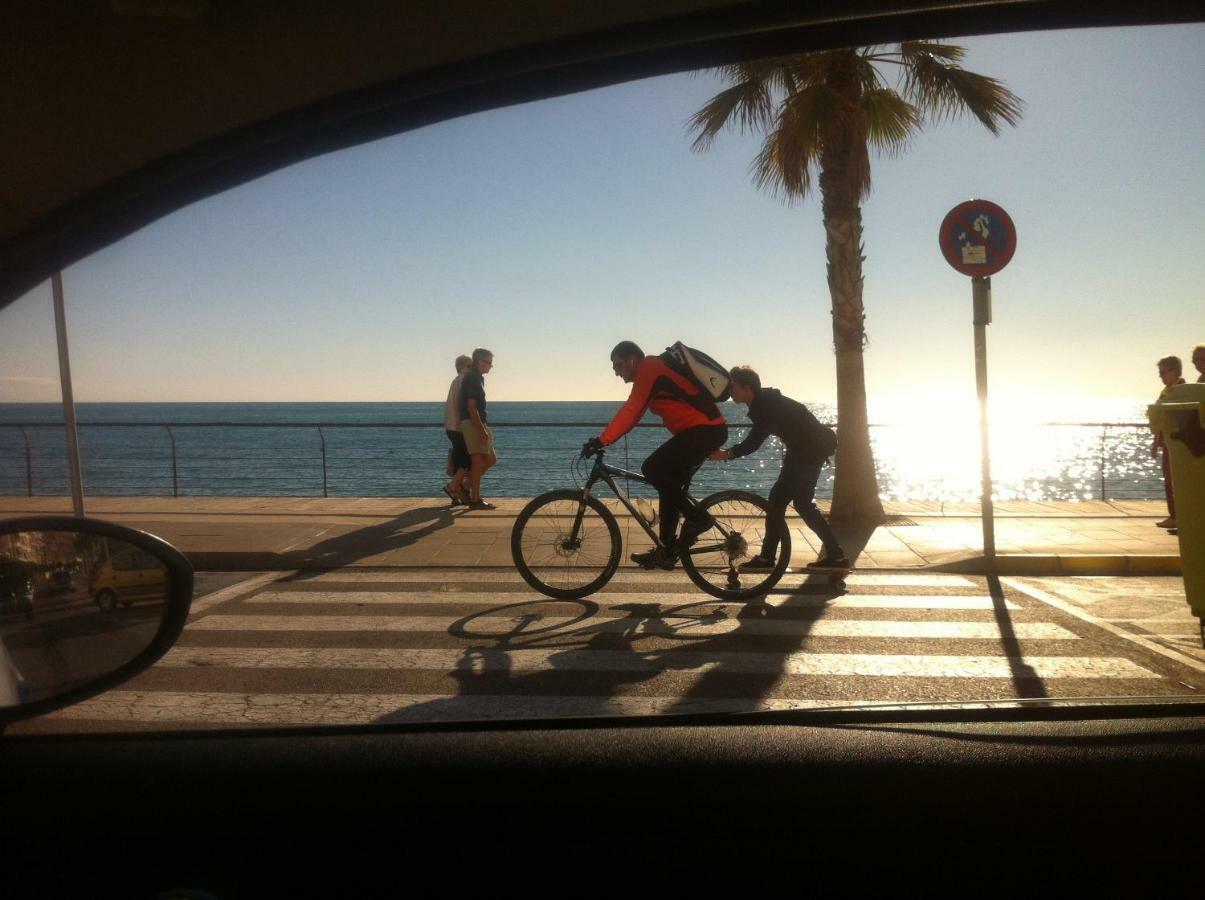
185, 550, 1183, 576
931, 555, 1181, 577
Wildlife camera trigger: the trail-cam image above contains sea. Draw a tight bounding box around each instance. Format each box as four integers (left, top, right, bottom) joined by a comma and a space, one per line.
0, 401, 1163, 503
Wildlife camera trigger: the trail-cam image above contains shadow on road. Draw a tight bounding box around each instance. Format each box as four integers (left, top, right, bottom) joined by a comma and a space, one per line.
280, 504, 462, 573
374, 548, 851, 724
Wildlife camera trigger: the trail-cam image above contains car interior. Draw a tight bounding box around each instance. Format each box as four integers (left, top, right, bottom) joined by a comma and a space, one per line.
2, 2, 1202, 894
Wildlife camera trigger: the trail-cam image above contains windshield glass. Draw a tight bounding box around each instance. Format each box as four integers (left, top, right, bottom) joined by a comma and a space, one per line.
2, 23, 1203, 733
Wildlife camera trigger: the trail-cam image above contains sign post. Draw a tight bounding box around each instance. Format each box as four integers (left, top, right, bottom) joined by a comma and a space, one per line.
939, 200, 1017, 567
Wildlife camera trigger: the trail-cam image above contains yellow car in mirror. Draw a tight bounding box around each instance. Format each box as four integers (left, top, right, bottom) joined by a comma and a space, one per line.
89, 550, 167, 613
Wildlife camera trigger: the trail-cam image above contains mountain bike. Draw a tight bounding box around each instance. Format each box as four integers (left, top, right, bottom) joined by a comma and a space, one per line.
510, 444, 790, 601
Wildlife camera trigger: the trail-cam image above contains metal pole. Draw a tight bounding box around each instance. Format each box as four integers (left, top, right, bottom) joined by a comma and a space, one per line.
1099, 427, 1107, 502
19, 426, 33, 496
319, 427, 328, 498
166, 426, 179, 497
51, 272, 85, 517
972, 276, 995, 562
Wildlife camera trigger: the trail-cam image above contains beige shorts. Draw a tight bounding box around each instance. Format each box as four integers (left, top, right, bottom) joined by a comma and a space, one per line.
460, 421, 495, 457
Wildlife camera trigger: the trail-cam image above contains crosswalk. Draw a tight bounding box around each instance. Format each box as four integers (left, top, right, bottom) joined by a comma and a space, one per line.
24, 569, 1193, 731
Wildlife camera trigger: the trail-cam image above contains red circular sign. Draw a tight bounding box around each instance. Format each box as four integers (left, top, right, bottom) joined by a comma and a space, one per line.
939, 199, 1017, 277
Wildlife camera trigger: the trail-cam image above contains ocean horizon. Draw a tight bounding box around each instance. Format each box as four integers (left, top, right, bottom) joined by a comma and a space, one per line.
0, 401, 1161, 502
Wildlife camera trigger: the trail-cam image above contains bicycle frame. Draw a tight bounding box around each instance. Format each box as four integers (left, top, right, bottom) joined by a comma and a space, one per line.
575, 452, 729, 555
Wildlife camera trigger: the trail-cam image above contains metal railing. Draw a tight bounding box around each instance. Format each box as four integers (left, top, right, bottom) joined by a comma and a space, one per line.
0, 420, 1159, 501
2, 421, 675, 499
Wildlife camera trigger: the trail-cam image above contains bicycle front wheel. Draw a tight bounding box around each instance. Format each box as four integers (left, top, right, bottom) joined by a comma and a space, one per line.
511, 490, 622, 599
680, 490, 790, 600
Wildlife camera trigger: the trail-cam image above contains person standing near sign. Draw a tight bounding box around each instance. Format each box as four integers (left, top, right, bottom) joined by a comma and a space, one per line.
1153, 355, 1186, 530
710, 366, 847, 570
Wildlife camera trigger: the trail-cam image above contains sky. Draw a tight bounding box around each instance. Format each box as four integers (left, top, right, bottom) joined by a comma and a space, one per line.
1, 24, 1202, 423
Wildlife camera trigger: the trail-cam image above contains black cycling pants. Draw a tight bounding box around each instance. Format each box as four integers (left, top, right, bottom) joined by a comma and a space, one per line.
641, 424, 728, 545
762, 453, 842, 559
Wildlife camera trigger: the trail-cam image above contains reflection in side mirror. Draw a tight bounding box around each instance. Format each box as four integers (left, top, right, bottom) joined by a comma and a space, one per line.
0, 518, 192, 723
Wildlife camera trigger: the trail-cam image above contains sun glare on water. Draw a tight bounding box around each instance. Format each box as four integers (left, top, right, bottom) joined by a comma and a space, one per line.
866, 391, 1152, 503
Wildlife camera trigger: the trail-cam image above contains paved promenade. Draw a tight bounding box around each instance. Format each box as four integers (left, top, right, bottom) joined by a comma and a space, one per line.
0, 495, 1182, 575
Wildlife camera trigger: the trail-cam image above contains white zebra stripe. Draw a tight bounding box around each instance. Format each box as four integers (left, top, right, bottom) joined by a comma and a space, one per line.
159, 646, 1158, 679
291, 571, 977, 588
189, 614, 1074, 640
243, 591, 1020, 610
36, 691, 870, 725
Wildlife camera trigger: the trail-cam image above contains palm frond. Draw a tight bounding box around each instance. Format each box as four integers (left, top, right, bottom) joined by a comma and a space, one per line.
852, 51, 890, 94
750, 89, 820, 202
898, 41, 966, 65
692, 43, 1020, 207
717, 57, 804, 97
687, 79, 775, 152
862, 88, 920, 156
903, 55, 1024, 135
750, 77, 865, 201
750, 132, 814, 204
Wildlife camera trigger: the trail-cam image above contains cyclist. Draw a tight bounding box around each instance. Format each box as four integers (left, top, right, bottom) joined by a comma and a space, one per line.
710, 365, 848, 570
585, 341, 727, 570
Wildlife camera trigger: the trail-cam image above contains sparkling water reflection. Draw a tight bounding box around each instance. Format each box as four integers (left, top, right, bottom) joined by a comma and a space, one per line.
871, 423, 1161, 503
0, 402, 1164, 502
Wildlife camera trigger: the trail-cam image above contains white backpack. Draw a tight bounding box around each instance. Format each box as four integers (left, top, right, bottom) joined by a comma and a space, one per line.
661, 342, 732, 402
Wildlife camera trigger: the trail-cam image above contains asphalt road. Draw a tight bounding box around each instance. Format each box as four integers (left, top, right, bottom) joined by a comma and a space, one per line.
13, 569, 1203, 733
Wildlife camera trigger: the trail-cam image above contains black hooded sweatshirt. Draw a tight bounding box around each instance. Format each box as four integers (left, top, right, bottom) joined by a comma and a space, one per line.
727, 387, 837, 464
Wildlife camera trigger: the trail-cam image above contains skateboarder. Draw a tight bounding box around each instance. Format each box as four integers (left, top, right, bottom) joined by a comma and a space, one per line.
711, 366, 848, 570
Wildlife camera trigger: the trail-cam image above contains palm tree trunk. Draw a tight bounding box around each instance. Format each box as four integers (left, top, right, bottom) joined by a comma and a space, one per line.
821, 173, 885, 526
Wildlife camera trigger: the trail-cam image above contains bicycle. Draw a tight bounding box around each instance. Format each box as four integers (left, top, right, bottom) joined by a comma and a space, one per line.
510, 443, 790, 601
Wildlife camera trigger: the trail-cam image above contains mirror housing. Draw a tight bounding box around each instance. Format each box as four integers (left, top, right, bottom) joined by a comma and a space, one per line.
0, 517, 192, 728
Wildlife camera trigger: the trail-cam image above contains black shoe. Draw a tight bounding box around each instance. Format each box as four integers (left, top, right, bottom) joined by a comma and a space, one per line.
807, 554, 849, 570
631, 547, 678, 570
740, 554, 777, 571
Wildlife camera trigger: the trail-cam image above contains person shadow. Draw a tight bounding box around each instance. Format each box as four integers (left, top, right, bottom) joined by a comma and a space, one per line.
375, 600, 687, 724
279, 503, 462, 573
374, 551, 852, 725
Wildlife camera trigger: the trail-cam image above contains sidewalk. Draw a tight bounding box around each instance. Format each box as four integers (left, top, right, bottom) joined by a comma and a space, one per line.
0, 496, 1182, 575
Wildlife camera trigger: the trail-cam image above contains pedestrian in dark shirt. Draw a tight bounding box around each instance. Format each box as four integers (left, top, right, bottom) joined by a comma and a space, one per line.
711, 366, 847, 570
1152, 355, 1186, 530
458, 348, 497, 510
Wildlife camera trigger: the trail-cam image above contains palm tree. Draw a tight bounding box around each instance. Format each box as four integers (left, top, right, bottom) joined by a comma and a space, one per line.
689, 42, 1022, 524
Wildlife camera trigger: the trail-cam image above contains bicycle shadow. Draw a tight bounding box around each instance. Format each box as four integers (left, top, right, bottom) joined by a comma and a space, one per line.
374, 569, 849, 724
373, 599, 703, 723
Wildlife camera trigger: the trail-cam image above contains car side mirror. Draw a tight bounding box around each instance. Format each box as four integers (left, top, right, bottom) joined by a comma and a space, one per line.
0, 517, 192, 729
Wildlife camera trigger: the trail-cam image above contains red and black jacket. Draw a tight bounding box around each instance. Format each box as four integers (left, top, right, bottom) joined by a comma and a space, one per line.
600, 357, 725, 445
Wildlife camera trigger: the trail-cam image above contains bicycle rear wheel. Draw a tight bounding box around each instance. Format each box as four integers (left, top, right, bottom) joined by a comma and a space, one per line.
679, 490, 789, 600
511, 490, 622, 599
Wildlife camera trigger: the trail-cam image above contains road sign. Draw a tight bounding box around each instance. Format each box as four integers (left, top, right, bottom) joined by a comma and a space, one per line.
939, 199, 1016, 277
938, 201, 1016, 566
